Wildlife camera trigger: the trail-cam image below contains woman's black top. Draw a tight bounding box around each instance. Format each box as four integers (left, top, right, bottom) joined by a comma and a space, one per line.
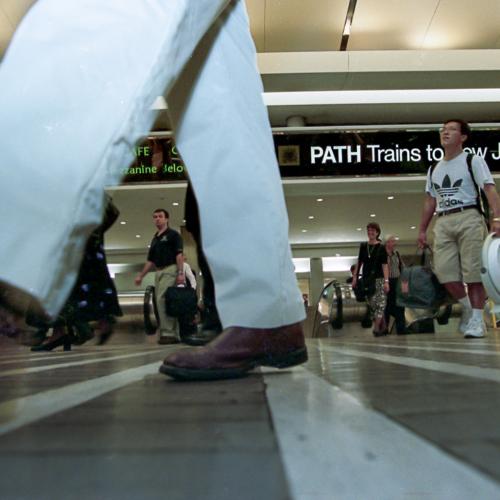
357, 242, 388, 279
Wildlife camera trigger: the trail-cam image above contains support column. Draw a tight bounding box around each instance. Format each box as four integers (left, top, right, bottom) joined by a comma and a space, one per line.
309, 258, 324, 307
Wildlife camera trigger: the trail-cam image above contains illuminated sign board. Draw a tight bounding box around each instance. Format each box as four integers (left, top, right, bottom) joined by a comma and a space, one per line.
122, 129, 500, 183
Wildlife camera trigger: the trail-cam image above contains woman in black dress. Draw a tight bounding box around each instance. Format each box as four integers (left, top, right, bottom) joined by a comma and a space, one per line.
32, 200, 122, 351
352, 222, 390, 337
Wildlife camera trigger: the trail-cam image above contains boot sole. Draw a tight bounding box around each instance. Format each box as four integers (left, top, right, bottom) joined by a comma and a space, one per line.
257, 347, 308, 369
159, 347, 308, 381
159, 363, 251, 381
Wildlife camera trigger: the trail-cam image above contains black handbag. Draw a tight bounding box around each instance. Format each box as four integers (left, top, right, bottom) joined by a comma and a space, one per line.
165, 286, 197, 317
353, 276, 377, 302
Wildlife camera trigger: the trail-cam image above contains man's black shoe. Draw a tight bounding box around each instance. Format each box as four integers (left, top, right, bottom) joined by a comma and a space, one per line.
182, 328, 220, 346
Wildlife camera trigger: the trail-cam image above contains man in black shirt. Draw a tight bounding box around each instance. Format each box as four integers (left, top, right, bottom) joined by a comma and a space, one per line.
135, 209, 185, 344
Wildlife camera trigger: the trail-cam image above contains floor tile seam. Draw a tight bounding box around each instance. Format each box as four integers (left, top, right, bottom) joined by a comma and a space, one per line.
309, 346, 500, 368
0, 445, 279, 453
0, 347, 161, 365
0, 346, 139, 360
0, 448, 279, 457
317, 345, 500, 383
309, 346, 500, 376
318, 351, 500, 370
15, 417, 272, 426
312, 339, 500, 347
0, 349, 170, 378
263, 366, 500, 499
331, 340, 500, 356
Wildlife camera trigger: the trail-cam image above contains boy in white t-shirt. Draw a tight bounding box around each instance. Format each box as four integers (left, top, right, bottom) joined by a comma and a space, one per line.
418, 119, 500, 338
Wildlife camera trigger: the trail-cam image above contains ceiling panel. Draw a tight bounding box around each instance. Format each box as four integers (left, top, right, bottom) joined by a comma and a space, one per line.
348, 0, 440, 50
263, 0, 349, 52
0, 0, 35, 26
245, 0, 266, 52
0, 8, 13, 55
349, 0, 500, 51
423, 0, 500, 49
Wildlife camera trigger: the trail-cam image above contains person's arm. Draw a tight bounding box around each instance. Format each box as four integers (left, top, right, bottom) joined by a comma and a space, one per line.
378, 245, 389, 293
135, 261, 155, 286
184, 263, 197, 290
382, 263, 390, 293
352, 245, 364, 288
418, 194, 436, 248
175, 252, 185, 285
483, 184, 500, 236
351, 262, 359, 288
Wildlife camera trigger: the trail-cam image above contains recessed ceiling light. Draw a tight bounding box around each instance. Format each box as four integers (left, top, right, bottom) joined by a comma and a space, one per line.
308, 216, 315, 220
120, 221, 127, 225
135, 234, 141, 238
387, 196, 395, 200
356, 227, 362, 231
395, 237, 400, 240
316, 198, 323, 202
370, 214, 376, 217
301, 229, 308, 233
410, 225, 416, 229
172, 202, 179, 206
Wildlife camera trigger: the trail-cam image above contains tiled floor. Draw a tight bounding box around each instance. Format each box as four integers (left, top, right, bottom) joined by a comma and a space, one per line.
0, 326, 499, 499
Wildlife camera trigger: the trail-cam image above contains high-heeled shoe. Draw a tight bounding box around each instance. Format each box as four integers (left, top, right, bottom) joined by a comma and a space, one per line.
96, 317, 115, 346
26, 327, 49, 347
70, 322, 94, 345
31, 334, 72, 352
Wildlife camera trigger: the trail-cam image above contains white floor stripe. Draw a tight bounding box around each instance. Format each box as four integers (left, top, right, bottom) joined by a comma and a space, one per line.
0, 347, 149, 366
386, 339, 494, 346
0, 345, 132, 361
0, 362, 160, 436
0, 349, 168, 377
319, 345, 500, 383
264, 367, 500, 500
338, 340, 500, 356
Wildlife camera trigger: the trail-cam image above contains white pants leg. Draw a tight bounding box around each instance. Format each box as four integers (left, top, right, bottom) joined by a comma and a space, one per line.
167, 1, 304, 328
0, 0, 231, 316
0, 0, 304, 328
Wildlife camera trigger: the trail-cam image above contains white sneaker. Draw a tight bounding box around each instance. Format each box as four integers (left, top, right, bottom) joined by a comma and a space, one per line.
458, 308, 472, 334
464, 317, 486, 339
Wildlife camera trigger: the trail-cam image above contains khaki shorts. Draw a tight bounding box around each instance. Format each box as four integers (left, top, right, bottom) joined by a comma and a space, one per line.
432, 209, 487, 283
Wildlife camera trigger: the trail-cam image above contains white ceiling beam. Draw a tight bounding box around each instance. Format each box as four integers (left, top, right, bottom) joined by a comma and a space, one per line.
257, 49, 500, 75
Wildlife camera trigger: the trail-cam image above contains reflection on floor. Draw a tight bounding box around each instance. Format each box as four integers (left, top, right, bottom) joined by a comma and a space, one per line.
0, 327, 499, 499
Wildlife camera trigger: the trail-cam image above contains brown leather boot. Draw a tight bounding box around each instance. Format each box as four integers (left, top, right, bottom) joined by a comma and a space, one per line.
159, 322, 307, 381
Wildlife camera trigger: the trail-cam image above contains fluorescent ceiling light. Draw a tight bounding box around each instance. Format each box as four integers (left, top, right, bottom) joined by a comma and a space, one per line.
293, 258, 311, 273
342, 20, 351, 36
152, 87, 500, 111
263, 88, 500, 106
